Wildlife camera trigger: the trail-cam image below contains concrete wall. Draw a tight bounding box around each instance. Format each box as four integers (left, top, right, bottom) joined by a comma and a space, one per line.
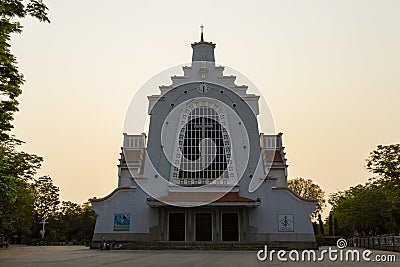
91, 188, 158, 241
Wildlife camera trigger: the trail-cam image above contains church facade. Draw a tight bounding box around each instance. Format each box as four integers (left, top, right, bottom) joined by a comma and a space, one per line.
90, 32, 317, 249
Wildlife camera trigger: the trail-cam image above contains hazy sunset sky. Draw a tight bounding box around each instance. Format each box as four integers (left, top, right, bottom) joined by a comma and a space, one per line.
11, 0, 400, 207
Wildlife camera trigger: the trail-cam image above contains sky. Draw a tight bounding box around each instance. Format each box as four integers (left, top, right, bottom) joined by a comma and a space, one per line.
11, 0, 400, 208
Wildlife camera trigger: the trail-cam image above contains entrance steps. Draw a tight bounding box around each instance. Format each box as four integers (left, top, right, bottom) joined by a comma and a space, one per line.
90, 241, 318, 250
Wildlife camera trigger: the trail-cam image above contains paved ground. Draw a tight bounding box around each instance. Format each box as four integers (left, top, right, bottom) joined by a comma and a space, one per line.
0, 245, 398, 267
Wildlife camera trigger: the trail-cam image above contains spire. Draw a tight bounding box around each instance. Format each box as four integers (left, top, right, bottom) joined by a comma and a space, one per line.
200, 24, 204, 42
191, 25, 216, 63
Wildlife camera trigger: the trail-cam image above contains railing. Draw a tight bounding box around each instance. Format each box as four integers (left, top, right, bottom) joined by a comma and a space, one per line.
123, 134, 145, 148
348, 236, 400, 252
261, 134, 282, 149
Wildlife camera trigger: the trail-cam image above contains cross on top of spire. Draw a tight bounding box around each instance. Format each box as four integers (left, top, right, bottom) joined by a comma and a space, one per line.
200, 24, 204, 42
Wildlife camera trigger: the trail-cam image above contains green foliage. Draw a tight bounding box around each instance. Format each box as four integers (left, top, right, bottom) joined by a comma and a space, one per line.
288, 177, 326, 221
315, 233, 325, 246
22, 176, 97, 243
0, 0, 50, 140
328, 213, 333, 236
312, 222, 319, 235
318, 214, 325, 235
33, 175, 60, 220
329, 183, 395, 236
0, 0, 49, 237
44, 201, 97, 243
0, 177, 35, 240
0, 1, 96, 244
329, 144, 400, 237
333, 217, 339, 236
0, 140, 42, 180
0, 140, 42, 234
366, 144, 400, 182
63, 202, 97, 242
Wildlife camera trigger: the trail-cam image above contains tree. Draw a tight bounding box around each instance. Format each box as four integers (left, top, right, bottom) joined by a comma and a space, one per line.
328, 213, 333, 236
288, 177, 326, 221
0, 139, 42, 235
329, 183, 393, 236
0, 0, 50, 140
329, 144, 400, 236
318, 214, 325, 235
366, 144, 400, 182
366, 144, 400, 234
0, 0, 49, 236
65, 202, 97, 242
0, 176, 36, 243
333, 217, 339, 236
33, 175, 60, 220
45, 201, 97, 243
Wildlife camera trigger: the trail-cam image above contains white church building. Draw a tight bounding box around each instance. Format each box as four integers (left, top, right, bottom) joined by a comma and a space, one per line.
90, 31, 317, 249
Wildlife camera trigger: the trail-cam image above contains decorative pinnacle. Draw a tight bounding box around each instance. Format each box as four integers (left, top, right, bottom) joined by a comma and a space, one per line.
200, 24, 204, 42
